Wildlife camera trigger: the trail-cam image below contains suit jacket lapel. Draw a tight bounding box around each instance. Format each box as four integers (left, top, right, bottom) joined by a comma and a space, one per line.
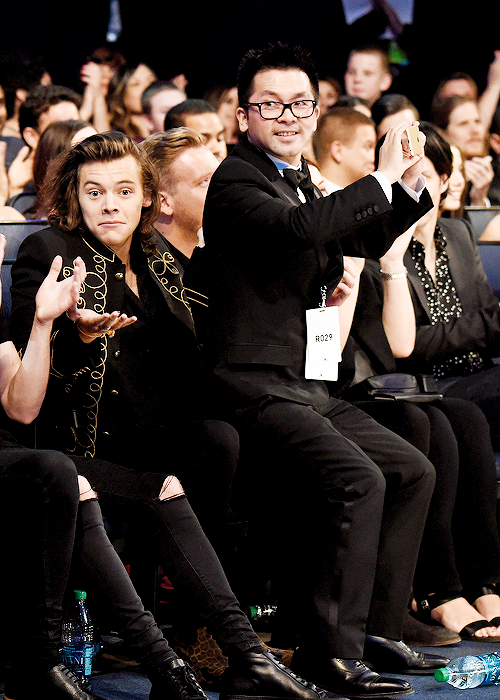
232, 138, 331, 288
147, 230, 196, 334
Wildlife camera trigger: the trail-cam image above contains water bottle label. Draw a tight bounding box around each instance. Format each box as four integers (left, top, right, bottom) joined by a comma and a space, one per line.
61, 643, 93, 679
482, 654, 500, 686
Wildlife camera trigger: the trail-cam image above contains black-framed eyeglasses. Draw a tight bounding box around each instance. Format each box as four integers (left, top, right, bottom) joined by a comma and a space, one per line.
243, 100, 317, 119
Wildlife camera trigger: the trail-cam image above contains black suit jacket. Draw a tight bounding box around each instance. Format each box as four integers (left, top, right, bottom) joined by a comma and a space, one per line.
11, 225, 199, 456
399, 217, 500, 373
185, 137, 432, 410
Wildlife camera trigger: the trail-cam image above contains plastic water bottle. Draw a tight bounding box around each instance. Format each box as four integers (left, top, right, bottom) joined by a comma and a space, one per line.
61, 590, 96, 687
434, 652, 500, 688
246, 603, 277, 630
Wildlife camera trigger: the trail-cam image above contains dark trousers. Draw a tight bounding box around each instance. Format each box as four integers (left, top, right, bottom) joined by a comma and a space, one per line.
353, 398, 500, 601
235, 396, 435, 659
441, 364, 500, 451
71, 451, 261, 658
0, 445, 175, 687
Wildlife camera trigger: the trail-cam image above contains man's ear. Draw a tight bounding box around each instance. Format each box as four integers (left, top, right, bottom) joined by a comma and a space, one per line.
380, 72, 393, 93
490, 132, 500, 156
236, 106, 249, 133
330, 140, 343, 164
159, 190, 173, 217
22, 126, 39, 151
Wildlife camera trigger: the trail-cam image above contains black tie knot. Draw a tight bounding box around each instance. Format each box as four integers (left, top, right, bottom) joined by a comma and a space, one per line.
283, 163, 315, 201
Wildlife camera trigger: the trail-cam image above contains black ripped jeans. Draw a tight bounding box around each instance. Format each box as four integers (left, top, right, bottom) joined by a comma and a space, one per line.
0, 439, 260, 692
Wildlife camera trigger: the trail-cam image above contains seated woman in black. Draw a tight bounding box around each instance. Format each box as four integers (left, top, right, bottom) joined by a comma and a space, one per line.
340, 123, 500, 642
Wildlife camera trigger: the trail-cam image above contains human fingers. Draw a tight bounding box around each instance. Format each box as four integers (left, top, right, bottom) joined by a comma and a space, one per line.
342, 257, 360, 287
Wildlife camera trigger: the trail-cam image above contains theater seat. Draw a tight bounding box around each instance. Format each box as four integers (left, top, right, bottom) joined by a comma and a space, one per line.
465, 206, 500, 240
476, 240, 500, 300
0, 220, 48, 320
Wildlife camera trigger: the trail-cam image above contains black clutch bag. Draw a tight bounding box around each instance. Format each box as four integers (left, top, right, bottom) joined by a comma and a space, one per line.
347, 373, 443, 403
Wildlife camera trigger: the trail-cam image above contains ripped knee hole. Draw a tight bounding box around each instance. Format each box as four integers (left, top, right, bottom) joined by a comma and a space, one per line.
159, 475, 185, 501
78, 475, 98, 501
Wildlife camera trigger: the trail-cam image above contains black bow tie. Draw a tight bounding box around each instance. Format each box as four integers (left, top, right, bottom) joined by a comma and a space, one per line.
283, 163, 315, 201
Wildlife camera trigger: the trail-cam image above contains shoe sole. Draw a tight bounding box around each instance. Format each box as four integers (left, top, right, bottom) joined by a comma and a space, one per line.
220, 689, 415, 700
403, 637, 461, 647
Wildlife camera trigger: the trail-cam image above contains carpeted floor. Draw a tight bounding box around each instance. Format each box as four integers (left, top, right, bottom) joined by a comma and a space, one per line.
88, 639, 500, 699
3, 639, 500, 698
48, 640, 500, 699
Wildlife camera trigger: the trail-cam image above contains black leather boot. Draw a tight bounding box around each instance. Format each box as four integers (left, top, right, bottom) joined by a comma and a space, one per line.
219, 650, 349, 700
4, 663, 106, 699
148, 657, 209, 700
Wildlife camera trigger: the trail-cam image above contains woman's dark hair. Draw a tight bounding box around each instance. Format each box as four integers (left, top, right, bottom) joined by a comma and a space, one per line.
42, 131, 161, 254
107, 62, 156, 140
237, 42, 319, 106
419, 121, 453, 180
371, 93, 419, 127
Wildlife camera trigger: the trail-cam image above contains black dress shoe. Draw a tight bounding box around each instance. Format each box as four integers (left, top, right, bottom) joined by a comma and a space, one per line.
363, 636, 450, 675
290, 650, 413, 698
4, 663, 106, 699
149, 657, 209, 700
219, 650, 350, 700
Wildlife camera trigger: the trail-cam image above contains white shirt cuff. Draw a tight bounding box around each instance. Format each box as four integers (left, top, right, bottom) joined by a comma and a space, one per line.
398, 175, 426, 202
370, 171, 393, 203
371, 172, 426, 203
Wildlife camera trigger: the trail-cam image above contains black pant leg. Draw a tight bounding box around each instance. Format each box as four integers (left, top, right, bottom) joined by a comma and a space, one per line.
0, 448, 79, 668
237, 398, 390, 659
437, 397, 500, 592
323, 399, 435, 641
74, 498, 177, 668
443, 365, 500, 450
72, 456, 261, 658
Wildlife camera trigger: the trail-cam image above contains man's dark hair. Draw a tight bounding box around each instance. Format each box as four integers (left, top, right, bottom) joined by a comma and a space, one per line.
237, 42, 319, 106
19, 84, 82, 135
41, 131, 160, 254
164, 98, 217, 130
141, 79, 183, 115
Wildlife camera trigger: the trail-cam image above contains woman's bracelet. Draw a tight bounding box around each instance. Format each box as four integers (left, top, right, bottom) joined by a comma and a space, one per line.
380, 267, 408, 281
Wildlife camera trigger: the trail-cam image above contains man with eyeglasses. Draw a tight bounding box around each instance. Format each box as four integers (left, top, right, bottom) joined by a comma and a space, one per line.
185, 42, 448, 700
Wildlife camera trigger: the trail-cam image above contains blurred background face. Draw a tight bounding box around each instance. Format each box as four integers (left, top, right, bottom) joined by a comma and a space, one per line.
38, 101, 80, 134
182, 112, 227, 162
166, 145, 220, 232
439, 78, 477, 100
339, 123, 376, 182
124, 64, 156, 114
149, 89, 186, 133
420, 155, 449, 210
318, 79, 340, 115
344, 53, 391, 106
441, 145, 466, 212
445, 101, 486, 158
377, 108, 418, 139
